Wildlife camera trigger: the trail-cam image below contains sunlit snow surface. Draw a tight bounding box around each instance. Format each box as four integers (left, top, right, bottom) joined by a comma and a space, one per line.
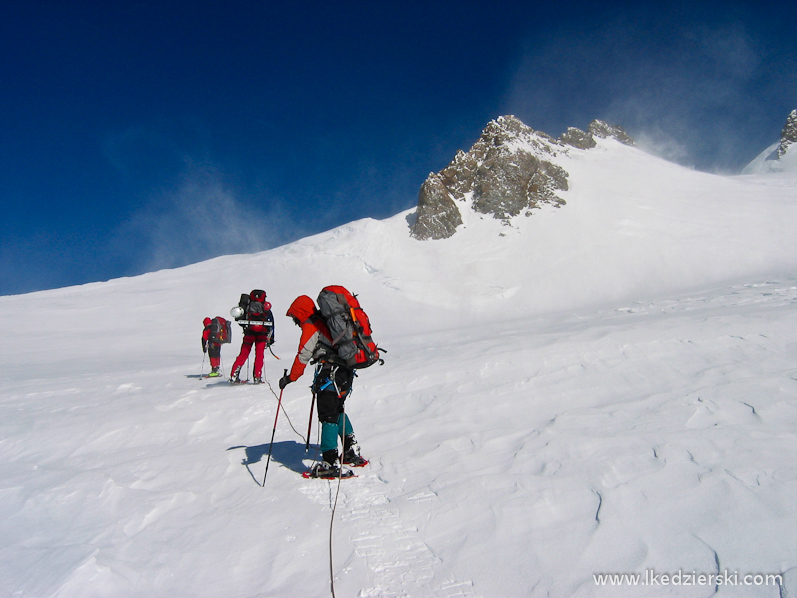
2, 139, 797, 597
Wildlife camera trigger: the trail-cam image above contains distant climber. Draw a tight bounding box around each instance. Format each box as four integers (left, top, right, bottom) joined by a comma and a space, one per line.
229, 290, 275, 384
201, 316, 231, 377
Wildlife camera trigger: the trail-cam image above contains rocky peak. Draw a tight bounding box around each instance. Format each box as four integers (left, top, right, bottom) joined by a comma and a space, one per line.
778, 109, 797, 158
410, 115, 570, 240
410, 115, 635, 241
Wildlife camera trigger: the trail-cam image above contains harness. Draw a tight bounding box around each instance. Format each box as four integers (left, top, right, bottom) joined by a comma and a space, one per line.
313, 363, 357, 398
314, 363, 341, 397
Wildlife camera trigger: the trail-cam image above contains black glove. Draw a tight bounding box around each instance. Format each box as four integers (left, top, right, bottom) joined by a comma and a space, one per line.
278, 374, 292, 390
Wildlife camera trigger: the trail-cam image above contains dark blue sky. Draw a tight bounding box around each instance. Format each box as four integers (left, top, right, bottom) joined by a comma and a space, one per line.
2, 1, 795, 295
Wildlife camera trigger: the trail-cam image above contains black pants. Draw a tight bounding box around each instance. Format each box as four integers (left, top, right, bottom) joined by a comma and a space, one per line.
313, 365, 354, 424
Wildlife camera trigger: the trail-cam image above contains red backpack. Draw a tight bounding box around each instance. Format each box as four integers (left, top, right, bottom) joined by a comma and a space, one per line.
208, 317, 232, 344
317, 285, 383, 369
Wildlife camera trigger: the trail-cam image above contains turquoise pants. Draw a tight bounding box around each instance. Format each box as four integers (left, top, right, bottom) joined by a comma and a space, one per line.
320, 413, 354, 454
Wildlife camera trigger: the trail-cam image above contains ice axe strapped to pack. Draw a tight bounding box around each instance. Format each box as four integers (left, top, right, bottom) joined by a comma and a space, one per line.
317, 285, 384, 369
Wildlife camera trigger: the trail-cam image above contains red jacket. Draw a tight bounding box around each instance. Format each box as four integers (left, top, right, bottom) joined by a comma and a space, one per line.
202, 317, 213, 349
285, 295, 333, 382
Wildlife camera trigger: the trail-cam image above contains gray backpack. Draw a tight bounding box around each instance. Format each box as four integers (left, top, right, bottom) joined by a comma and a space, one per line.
317, 285, 383, 369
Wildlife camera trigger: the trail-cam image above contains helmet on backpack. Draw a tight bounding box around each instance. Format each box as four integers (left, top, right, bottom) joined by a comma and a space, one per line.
230, 306, 244, 319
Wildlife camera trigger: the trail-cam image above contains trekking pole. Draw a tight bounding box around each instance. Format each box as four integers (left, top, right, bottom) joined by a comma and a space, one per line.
305, 390, 316, 452
262, 369, 288, 487
199, 350, 206, 378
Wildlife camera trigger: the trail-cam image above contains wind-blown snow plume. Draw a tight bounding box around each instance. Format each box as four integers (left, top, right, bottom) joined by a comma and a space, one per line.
115, 166, 299, 273
504, 8, 792, 172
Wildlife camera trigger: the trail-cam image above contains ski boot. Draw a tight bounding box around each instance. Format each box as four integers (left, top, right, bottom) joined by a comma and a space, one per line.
342, 434, 368, 467
208, 366, 221, 378
252, 377, 263, 385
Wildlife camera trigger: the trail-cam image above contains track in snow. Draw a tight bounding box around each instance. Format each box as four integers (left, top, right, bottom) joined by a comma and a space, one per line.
299, 466, 480, 598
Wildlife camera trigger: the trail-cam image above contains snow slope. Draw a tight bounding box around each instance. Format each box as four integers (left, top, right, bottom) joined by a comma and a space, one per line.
743, 141, 797, 175
2, 139, 797, 597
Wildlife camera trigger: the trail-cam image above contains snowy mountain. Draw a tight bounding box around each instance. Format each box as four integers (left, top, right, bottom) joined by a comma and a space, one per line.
2, 126, 797, 597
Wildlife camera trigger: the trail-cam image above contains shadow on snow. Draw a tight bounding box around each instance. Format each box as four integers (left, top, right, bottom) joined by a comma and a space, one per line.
227, 441, 319, 486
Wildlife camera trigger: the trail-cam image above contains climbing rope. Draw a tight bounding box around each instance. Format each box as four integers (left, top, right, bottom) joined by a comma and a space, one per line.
328, 402, 346, 598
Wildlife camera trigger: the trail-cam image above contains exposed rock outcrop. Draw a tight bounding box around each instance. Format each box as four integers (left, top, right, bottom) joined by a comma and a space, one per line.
587, 120, 635, 146
411, 173, 463, 241
742, 108, 797, 174
559, 127, 596, 149
559, 120, 635, 149
778, 109, 797, 158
